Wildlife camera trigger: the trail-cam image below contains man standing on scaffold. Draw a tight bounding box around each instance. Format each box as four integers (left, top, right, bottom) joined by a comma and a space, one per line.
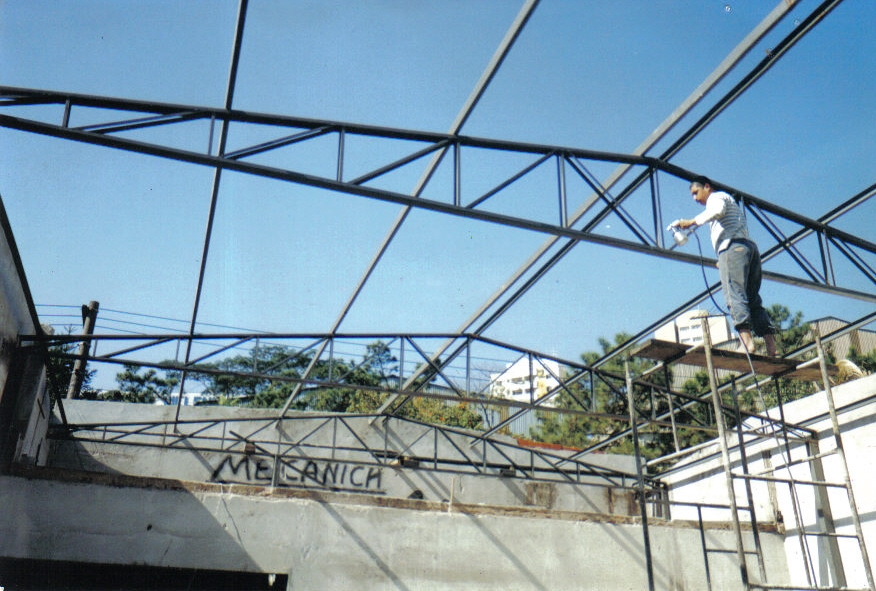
673, 176, 778, 357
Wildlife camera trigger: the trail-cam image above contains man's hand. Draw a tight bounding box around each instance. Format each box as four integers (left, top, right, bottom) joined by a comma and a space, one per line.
675, 219, 696, 230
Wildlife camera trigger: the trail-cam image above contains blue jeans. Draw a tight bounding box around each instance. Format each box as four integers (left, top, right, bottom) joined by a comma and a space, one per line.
718, 239, 773, 336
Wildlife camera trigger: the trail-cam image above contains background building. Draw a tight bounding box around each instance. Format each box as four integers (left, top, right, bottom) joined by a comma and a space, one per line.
654, 309, 732, 347
489, 357, 561, 407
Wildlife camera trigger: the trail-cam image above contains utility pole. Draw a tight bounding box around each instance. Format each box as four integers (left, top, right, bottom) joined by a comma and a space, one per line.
66, 300, 99, 399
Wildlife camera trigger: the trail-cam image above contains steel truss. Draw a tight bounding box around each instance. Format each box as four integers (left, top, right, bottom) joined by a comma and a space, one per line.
49, 411, 657, 490
28, 330, 815, 476
3, 2, 875, 589
1, 0, 871, 499
1, 86, 874, 305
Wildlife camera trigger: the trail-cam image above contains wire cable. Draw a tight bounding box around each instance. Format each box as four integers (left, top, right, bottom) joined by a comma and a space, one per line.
692, 230, 729, 318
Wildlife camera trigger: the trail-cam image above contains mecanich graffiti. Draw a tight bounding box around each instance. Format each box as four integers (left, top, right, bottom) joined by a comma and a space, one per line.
210, 454, 384, 493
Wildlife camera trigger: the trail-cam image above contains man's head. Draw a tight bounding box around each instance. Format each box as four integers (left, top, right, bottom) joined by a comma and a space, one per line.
689, 175, 712, 206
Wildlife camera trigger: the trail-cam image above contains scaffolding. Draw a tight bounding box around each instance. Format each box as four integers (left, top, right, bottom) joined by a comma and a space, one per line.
633, 317, 875, 591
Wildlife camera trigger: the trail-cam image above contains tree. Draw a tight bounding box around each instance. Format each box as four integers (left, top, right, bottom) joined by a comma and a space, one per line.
759, 304, 818, 406
363, 341, 398, 385
768, 304, 811, 357
189, 340, 483, 429
43, 326, 96, 400
96, 364, 178, 403
528, 333, 672, 458
191, 344, 312, 408
346, 389, 483, 430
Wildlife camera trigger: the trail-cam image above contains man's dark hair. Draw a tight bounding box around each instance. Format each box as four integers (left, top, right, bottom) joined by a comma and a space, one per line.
690, 175, 711, 188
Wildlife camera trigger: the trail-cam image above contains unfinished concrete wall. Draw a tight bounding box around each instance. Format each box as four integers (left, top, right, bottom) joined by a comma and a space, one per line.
0, 196, 46, 468
664, 373, 876, 590
1, 399, 791, 589
48, 400, 643, 516
0, 469, 788, 591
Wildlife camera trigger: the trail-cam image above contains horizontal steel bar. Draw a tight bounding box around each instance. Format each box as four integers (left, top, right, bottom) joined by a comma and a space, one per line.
732, 472, 848, 489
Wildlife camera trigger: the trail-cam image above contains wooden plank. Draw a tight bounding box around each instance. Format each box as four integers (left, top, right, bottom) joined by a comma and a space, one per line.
783, 359, 837, 381
631, 339, 689, 363
676, 348, 796, 377
632, 339, 837, 380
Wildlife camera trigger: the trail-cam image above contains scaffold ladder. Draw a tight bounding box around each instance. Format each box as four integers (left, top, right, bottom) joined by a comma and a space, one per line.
702, 320, 875, 591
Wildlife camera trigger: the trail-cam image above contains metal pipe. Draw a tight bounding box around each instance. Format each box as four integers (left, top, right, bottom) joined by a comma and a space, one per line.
367, 0, 541, 418
729, 378, 768, 583
625, 358, 656, 591
65, 300, 99, 399
815, 333, 876, 591
176, 0, 249, 424
442, 0, 805, 360
701, 317, 750, 590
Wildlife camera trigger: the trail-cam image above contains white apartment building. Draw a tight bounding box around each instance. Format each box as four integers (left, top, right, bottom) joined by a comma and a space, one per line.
160, 392, 216, 407
654, 309, 732, 347
489, 357, 561, 407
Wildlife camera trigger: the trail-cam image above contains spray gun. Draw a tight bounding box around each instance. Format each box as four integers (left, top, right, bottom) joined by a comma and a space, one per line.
667, 221, 691, 247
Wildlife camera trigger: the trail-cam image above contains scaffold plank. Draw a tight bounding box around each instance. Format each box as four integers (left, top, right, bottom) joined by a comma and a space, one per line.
631, 339, 837, 380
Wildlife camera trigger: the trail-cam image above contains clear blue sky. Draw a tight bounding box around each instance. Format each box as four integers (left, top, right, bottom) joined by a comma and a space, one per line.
1, 1, 875, 389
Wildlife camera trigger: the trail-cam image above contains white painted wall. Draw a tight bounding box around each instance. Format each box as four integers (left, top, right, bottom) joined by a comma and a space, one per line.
662, 373, 876, 590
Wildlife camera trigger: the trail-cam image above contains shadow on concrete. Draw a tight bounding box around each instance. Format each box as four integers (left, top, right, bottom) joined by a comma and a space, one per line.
0, 558, 285, 590
0, 468, 268, 583
461, 512, 548, 590
315, 500, 412, 591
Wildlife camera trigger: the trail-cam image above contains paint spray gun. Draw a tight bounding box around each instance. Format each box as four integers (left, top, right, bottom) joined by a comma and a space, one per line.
667, 221, 691, 247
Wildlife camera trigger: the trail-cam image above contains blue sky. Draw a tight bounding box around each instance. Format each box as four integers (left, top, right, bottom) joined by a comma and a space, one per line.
1, 1, 875, 389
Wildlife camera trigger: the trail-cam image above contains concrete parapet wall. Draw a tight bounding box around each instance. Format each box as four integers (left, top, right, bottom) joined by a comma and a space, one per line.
49, 400, 644, 515
0, 468, 788, 590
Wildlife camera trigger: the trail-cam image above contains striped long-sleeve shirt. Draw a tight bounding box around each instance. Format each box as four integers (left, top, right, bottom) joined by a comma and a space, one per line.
693, 190, 749, 253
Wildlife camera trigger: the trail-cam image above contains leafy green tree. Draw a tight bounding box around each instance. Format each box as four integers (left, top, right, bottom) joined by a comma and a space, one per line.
363, 341, 398, 385
760, 305, 818, 406
345, 389, 482, 429
528, 333, 671, 458
769, 304, 811, 357
95, 364, 178, 403
189, 340, 482, 429
191, 344, 312, 408
43, 327, 96, 400
407, 398, 483, 429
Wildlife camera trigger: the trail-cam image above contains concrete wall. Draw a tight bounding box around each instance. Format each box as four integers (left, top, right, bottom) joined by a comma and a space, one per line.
0, 195, 46, 468
0, 398, 798, 590
48, 401, 644, 516
663, 373, 876, 590
0, 468, 789, 591
0, 197, 37, 392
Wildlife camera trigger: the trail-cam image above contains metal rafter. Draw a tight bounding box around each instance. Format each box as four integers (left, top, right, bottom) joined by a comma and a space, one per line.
48, 412, 656, 489
0, 91, 873, 302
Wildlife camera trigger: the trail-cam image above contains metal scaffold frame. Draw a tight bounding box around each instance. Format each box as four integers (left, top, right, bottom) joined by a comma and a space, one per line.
627, 317, 876, 591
